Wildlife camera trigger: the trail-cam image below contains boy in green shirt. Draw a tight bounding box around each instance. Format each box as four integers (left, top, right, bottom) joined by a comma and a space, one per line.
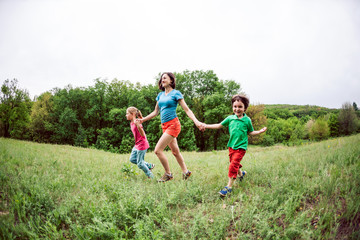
204, 95, 267, 197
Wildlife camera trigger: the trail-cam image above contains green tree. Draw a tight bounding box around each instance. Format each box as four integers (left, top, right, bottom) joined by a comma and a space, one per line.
353, 102, 358, 111
304, 119, 315, 139
96, 108, 128, 152
353, 102, 360, 118
49, 86, 88, 144
290, 122, 305, 142
262, 119, 284, 143
264, 107, 294, 120
74, 125, 89, 148
0, 79, 32, 139
328, 113, 339, 137
309, 117, 330, 141
30, 92, 54, 142
266, 117, 305, 144
95, 127, 121, 152
85, 79, 109, 143
106, 79, 134, 109
338, 102, 358, 135
247, 104, 267, 145
202, 93, 231, 150
56, 107, 80, 144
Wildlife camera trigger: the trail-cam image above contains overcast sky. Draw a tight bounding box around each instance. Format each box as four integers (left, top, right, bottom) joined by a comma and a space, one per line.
1, 0, 359, 109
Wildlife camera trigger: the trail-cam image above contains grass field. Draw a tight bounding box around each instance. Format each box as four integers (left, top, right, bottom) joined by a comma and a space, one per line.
1, 135, 360, 239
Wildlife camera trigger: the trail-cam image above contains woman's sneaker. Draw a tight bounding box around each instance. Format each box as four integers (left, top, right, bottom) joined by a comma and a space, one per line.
158, 173, 173, 182
219, 186, 232, 197
183, 170, 192, 180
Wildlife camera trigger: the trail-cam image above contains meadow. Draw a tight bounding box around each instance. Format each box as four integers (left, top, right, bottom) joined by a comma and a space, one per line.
1, 134, 359, 239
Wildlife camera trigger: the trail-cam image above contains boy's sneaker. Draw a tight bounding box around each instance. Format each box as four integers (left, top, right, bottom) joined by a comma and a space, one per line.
158, 173, 173, 182
219, 186, 232, 197
237, 170, 247, 181
149, 163, 155, 171
183, 170, 192, 180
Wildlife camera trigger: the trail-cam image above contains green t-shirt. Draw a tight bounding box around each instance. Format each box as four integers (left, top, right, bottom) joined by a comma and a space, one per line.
221, 113, 254, 150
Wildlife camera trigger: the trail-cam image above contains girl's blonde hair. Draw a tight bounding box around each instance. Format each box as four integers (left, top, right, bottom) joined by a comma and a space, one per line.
127, 107, 143, 119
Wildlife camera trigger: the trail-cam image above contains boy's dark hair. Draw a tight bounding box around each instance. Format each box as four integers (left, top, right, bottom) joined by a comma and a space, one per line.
231, 94, 250, 110
158, 72, 176, 91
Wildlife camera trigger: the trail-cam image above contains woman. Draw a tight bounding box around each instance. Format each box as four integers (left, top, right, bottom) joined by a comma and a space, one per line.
137, 72, 204, 182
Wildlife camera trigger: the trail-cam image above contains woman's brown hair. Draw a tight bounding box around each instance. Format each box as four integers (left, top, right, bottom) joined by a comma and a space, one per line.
158, 72, 176, 91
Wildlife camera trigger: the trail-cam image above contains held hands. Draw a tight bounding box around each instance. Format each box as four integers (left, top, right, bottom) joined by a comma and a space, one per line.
196, 122, 206, 132
135, 119, 143, 125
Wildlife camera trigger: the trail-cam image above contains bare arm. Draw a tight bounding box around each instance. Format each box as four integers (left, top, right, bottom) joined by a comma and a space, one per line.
134, 121, 146, 137
138, 102, 160, 124
205, 123, 223, 130
178, 99, 204, 130
249, 127, 267, 136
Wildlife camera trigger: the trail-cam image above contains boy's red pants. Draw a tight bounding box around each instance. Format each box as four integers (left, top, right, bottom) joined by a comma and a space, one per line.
228, 147, 246, 179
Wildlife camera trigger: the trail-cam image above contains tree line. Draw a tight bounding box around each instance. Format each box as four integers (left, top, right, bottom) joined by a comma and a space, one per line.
1, 70, 359, 153
261, 103, 360, 146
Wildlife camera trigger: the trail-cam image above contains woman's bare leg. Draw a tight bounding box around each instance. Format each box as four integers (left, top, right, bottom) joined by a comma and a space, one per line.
154, 132, 175, 174
168, 138, 188, 173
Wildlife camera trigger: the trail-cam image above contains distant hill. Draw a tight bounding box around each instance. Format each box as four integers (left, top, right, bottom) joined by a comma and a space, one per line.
264, 104, 337, 110
263, 104, 339, 119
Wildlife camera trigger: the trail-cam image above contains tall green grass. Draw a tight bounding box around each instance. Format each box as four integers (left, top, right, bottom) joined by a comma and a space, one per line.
1, 135, 359, 239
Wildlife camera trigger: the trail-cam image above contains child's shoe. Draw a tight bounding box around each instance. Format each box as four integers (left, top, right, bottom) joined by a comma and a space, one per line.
158, 172, 173, 182
149, 163, 155, 171
183, 170, 192, 180
237, 170, 247, 181
218, 186, 232, 197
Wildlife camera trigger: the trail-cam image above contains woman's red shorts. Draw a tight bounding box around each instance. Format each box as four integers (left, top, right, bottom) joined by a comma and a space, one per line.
161, 117, 181, 138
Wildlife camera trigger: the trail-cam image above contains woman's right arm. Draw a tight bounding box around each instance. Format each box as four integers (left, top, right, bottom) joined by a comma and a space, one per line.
139, 102, 160, 123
